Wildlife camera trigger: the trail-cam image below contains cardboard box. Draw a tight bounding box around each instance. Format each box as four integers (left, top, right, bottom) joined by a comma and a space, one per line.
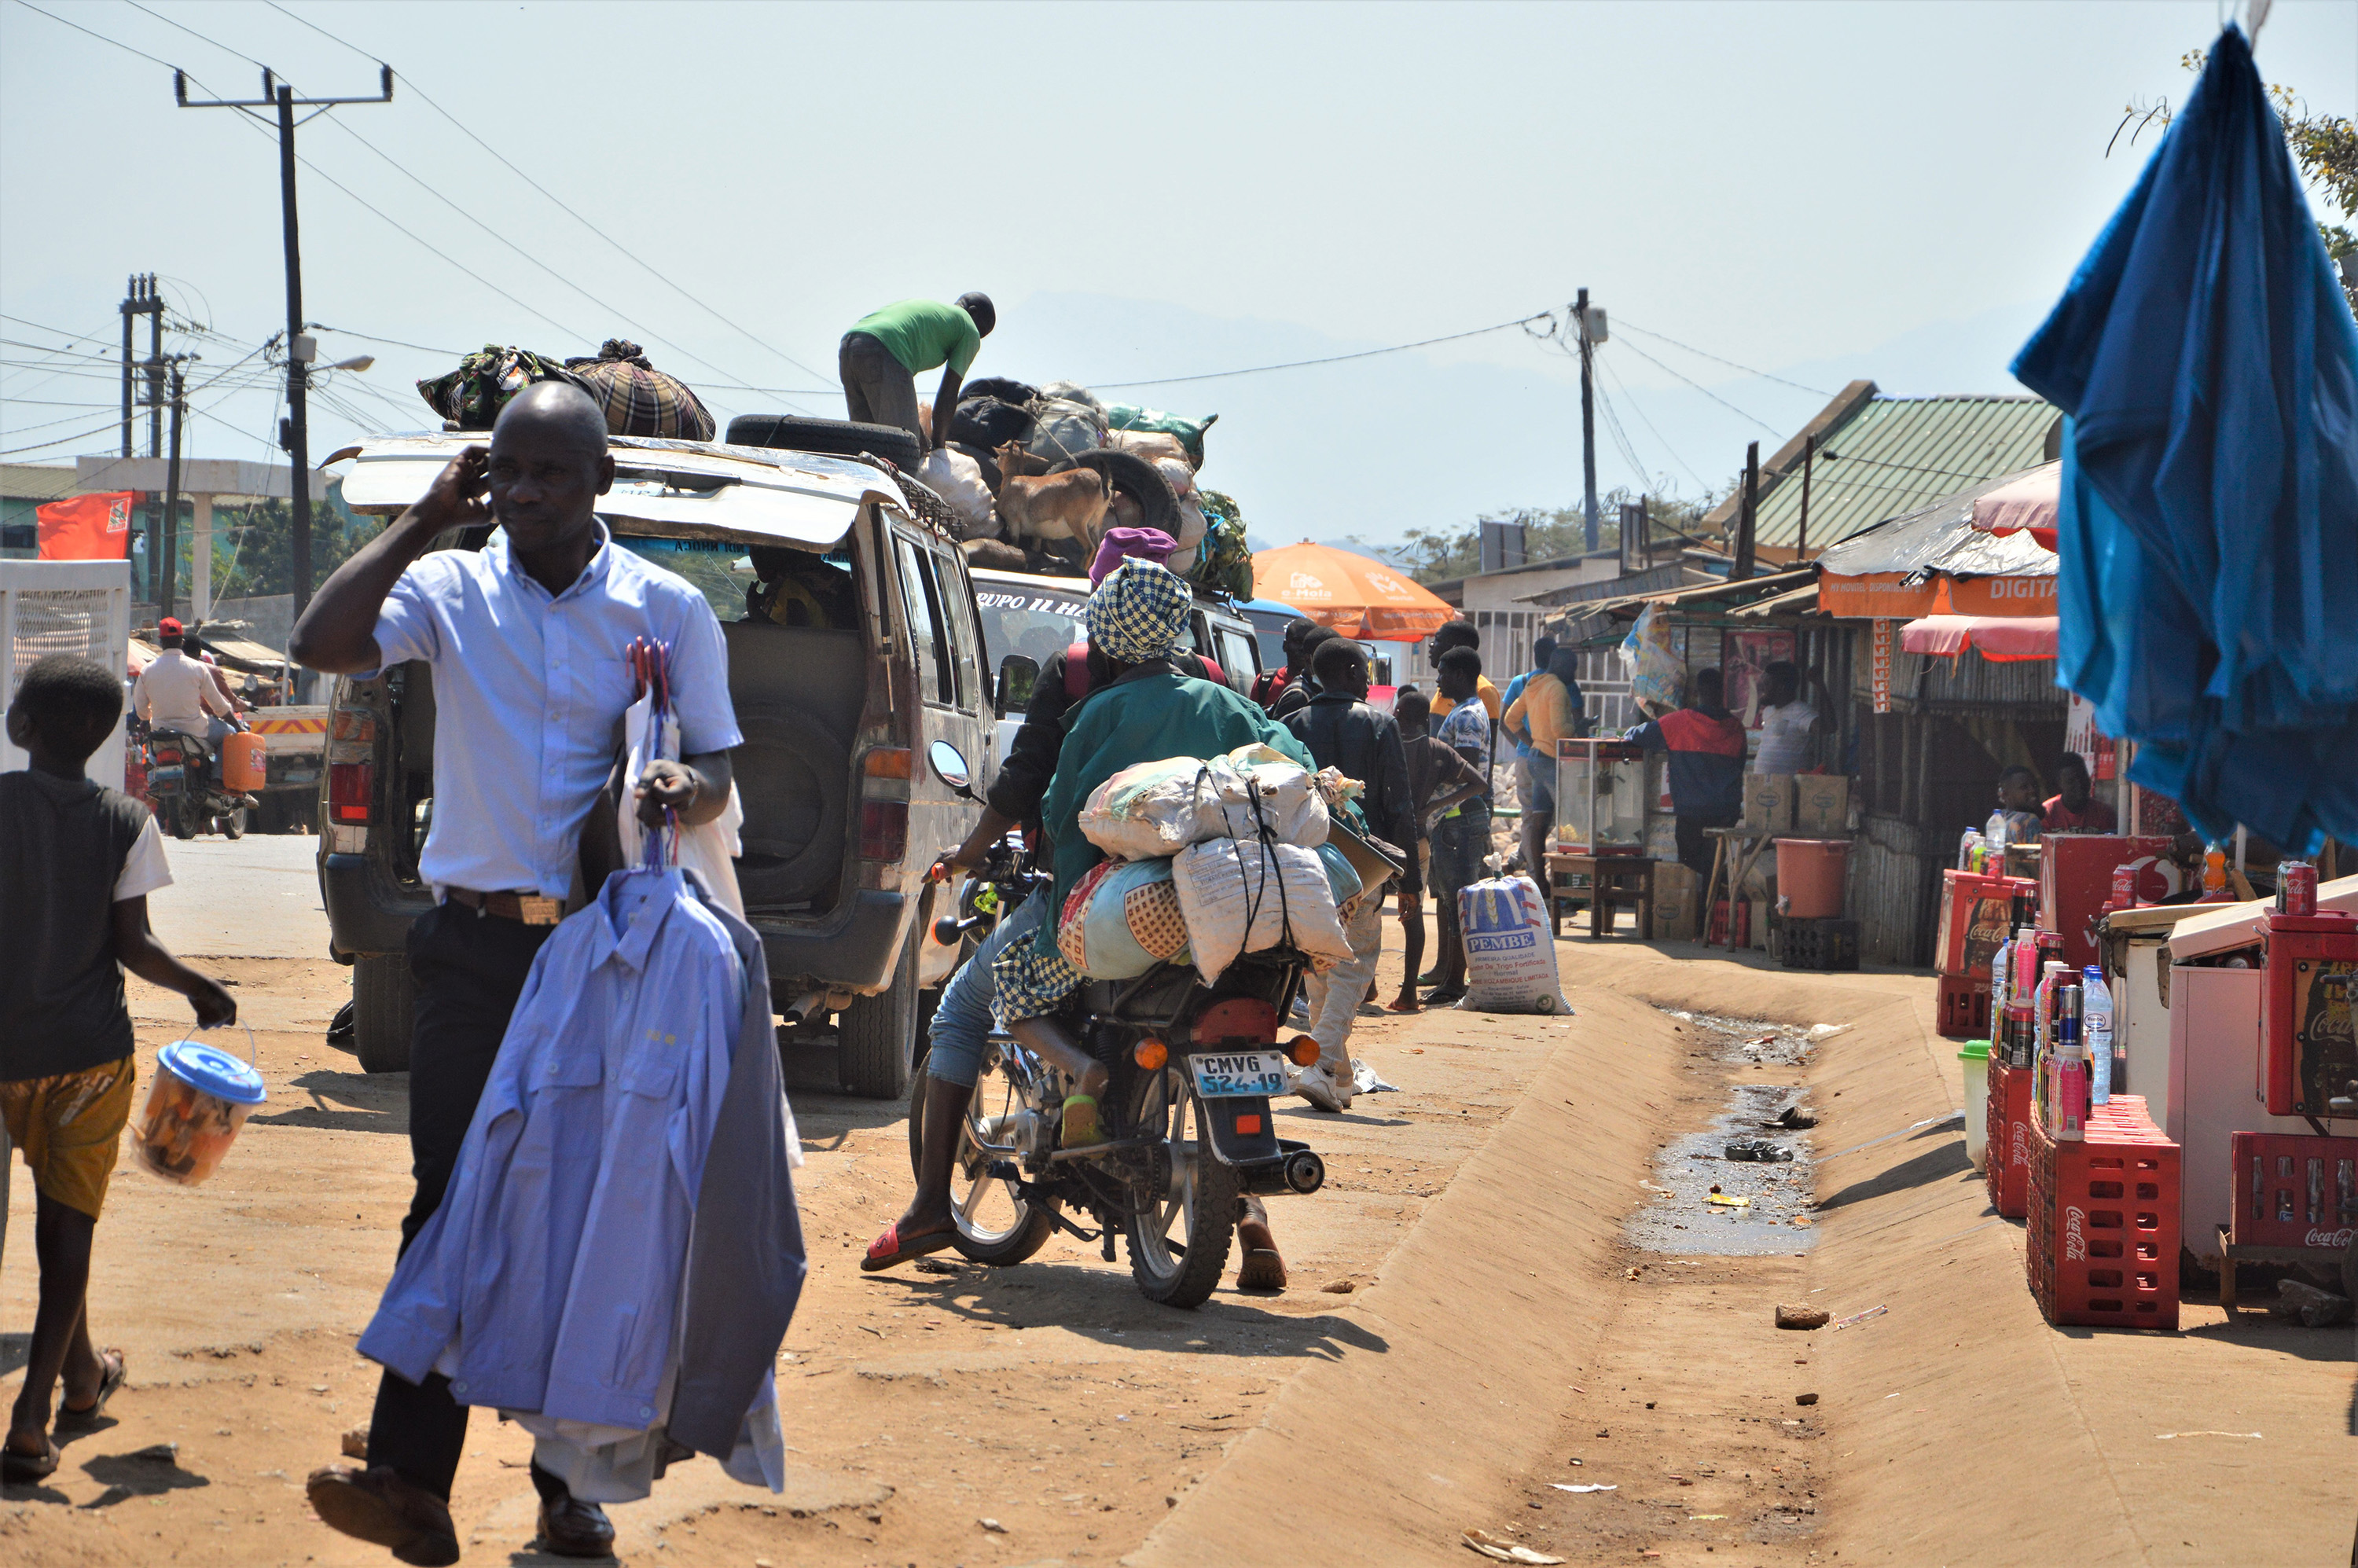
1652, 861, 1700, 942
1743, 773, 1794, 833
1791, 774, 1850, 837
1748, 895, 1771, 951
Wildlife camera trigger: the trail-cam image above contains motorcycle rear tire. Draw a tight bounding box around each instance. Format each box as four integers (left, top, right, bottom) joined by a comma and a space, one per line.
222, 806, 246, 840
170, 800, 196, 840
1125, 1068, 1240, 1309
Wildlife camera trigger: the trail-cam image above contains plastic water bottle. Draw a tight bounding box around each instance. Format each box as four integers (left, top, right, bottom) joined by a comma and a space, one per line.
2081, 965, 2113, 1104
1958, 828, 1981, 872
1985, 810, 2011, 855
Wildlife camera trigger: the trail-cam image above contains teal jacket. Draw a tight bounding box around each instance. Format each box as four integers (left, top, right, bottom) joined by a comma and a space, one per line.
1032, 665, 1319, 968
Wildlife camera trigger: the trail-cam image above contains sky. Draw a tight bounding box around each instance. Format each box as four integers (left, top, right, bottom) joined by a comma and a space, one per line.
3, 0, 2352, 554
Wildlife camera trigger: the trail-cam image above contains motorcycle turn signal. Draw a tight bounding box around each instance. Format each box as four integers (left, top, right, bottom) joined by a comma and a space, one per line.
1133, 1038, 1169, 1070
1286, 1035, 1321, 1067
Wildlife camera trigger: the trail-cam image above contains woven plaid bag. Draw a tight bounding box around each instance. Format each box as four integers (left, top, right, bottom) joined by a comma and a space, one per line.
564, 340, 717, 441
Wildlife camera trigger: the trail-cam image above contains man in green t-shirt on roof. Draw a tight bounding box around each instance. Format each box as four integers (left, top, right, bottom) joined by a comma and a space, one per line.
839, 293, 995, 450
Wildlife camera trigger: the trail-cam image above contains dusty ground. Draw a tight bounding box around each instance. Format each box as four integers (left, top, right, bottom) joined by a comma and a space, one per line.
4, 895, 2352, 1566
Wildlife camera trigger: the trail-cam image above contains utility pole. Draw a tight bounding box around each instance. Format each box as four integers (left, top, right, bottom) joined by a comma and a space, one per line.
177, 64, 392, 615
1796, 433, 1816, 562
122, 274, 165, 600
1734, 441, 1761, 581
159, 358, 190, 622
1576, 287, 1600, 555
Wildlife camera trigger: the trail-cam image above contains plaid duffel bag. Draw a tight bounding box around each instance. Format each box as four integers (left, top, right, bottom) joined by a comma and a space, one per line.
564, 340, 716, 441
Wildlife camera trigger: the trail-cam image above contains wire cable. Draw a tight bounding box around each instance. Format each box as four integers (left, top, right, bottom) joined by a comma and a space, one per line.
9, 0, 179, 71
1611, 318, 1835, 398
1606, 334, 1785, 437
1087, 312, 1556, 390
261, 0, 840, 389
122, 0, 274, 75
1596, 350, 1712, 494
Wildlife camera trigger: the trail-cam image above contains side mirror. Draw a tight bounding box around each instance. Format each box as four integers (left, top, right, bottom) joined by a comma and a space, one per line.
927, 740, 974, 796
995, 652, 1040, 716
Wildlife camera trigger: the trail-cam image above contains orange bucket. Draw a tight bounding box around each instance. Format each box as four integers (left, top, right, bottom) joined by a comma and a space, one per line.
1776, 838, 1851, 920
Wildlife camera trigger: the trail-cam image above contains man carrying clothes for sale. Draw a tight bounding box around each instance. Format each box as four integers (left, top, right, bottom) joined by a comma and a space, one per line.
1628, 666, 1746, 880
289, 383, 740, 1566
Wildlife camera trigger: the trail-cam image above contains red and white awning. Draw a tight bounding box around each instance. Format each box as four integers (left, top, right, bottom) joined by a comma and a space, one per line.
1900, 614, 2058, 661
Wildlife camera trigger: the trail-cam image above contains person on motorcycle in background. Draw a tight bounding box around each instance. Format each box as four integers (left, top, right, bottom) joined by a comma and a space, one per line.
864, 542, 1261, 1280
133, 619, 252, 806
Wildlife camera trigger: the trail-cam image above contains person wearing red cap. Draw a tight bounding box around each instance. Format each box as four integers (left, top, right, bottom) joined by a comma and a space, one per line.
132, 619, 247, 804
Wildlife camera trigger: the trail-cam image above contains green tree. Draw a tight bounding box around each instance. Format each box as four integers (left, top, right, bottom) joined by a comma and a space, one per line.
2117, 56, 2358, 315
209, 481, 376, 600
1397, 488, 1718, 584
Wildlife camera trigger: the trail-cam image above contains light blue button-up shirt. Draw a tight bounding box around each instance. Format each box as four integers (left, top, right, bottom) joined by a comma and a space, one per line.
364, 522, 741, 898
361, 868, 744, 1431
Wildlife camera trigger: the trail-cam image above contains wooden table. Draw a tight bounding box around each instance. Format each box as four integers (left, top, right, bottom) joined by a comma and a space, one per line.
1700, 826, 1778, 949
1544, 851, 1655, 939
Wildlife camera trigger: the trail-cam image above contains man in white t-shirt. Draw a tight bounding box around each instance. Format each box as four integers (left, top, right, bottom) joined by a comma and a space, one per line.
132, 619, 236, 740
1750, 660, 1822, 776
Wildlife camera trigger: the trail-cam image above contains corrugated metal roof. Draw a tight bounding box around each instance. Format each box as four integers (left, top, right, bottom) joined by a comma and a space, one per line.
1814, 467, 2057, 580
1749, 395, 2059, 551
0, 463, 81, 501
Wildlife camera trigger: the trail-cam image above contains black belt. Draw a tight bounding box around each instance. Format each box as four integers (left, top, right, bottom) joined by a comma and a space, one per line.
446, 887, 563, 926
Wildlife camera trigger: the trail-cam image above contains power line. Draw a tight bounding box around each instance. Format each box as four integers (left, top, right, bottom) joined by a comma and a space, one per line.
1604, 334, 1784, 436
9, 0, 180, 71
122, 0, 272, 73
1611, 318, 1835, 398
261, 0, 839, 390
1596, 351, 1711, 494
1089, 312, 1557, 390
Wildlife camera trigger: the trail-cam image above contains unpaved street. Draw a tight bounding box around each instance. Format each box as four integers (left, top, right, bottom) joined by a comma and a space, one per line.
4, 855, 2352, 1566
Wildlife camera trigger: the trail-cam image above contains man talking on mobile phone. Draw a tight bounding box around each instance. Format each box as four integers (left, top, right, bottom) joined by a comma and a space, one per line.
288, 383, 740, 1564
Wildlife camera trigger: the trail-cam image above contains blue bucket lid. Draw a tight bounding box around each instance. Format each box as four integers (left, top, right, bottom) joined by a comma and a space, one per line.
157, 1040, 267, 1105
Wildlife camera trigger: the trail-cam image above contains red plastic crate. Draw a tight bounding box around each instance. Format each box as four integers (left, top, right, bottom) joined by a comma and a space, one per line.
1985, 1056, 2032, 1218
1934, 870, 2037, 977
1937, 973, 1992, 1040
2025, 1096, 2180, 1331
1706, 898, 1750, 949
2228, 1130, 2358, 1250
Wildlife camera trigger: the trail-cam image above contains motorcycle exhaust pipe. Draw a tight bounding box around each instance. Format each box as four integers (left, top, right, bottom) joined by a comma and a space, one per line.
1283, 1149, 1325, 1195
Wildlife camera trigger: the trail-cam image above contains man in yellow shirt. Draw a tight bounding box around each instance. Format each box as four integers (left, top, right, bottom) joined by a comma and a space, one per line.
1501, 646, 1589, 894
1426, 619, 1501, 721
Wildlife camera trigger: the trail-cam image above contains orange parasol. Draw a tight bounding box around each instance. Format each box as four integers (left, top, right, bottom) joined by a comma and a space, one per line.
1251, 542, 1454, 641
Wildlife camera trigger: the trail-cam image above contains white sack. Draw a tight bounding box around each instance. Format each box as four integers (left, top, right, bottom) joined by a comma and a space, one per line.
1171, 837, 1354, 984
1079, 756, 1239, 861
1454, 875, 1570, 1015
915, 446, 996, 538
1219, 745, 1329, 847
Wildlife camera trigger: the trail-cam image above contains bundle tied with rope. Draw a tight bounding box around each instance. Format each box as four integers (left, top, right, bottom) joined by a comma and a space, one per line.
564, 338, 717, 442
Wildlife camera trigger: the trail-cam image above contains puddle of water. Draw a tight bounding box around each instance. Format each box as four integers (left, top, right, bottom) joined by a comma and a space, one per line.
1628, 1012, 1819, 1257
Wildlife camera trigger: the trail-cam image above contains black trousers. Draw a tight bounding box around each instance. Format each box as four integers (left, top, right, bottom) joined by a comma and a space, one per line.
366, 902, 565, 1504
1675, 814, 1738, 881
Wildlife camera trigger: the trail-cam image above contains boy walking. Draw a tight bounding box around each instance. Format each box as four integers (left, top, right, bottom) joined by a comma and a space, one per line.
2, 655, 236, 1482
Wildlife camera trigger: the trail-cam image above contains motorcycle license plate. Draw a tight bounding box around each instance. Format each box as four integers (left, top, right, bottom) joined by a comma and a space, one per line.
1188, 1051, 1287, 1099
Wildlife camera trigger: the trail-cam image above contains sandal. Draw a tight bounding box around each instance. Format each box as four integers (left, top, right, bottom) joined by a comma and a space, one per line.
860, 1220, 958, 1273
1385, 995, 1421, 1014
55, 1349, 127, 1433
2, 1437, 59, 1485
1060, 1092, 1107, 1149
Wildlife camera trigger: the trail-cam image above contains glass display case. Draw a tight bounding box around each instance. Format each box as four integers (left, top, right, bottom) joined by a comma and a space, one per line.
1554, 739, 1651, 854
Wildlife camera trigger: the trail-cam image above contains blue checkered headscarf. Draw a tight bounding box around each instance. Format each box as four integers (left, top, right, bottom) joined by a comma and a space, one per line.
1086, 558, 1192, 665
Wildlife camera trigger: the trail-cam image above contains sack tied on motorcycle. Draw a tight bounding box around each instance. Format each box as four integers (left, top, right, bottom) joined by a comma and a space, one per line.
1170, 836, 1355, 984
1078, 747, 1328, 863
1056, 856, 1191, 979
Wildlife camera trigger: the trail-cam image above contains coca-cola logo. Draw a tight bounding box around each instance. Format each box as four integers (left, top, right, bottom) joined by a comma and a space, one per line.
2304, 1226, 2356, 1249
2064, 1204, 2088, 1261
2010, 1123, 2029, 1166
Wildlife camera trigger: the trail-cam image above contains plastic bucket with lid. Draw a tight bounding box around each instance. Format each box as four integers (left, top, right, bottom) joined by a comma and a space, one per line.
1775, 838, 1850, 920
134, 1032, 266, 1186
1959, 1040, 1991, 1171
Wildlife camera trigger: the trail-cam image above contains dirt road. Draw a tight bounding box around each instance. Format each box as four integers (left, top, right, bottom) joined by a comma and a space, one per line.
4, 900, 2351, 1566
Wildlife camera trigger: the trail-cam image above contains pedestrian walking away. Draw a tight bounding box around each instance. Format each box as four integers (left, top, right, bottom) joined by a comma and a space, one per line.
1424, 645, 1494, 1006
1627, 666, 1745, 880
287, 381, 741, 1566
1268, 621, 1339, 723
2, 656, 237, 1485
839, 293, 996, 448
1283, 637, 1413, 1111
1388, 687, 1487, 1013
1501, 640, 1589, 896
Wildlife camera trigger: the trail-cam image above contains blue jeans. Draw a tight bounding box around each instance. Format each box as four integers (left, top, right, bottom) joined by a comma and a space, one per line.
922, 890, 1049, 1089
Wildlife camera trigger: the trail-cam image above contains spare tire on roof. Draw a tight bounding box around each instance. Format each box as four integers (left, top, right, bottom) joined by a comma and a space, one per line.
726, 413, 923, 471
961, 376, 1038, 406
1052, 448, 1180, 536
949, 396, 1032, 451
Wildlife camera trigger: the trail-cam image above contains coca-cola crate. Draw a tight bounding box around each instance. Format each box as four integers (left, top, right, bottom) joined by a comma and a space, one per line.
2228, 1130, 2358, 1251
1985, 1056, 2032, 1219
2026, 1097, 2180, 1331
1935, 870, 2037, 977
1937, 973, 1991, 1040
1776, 915, 1859, 971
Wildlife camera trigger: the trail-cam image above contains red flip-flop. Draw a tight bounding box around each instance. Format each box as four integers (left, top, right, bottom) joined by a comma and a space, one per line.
861, 1220, 958, 1273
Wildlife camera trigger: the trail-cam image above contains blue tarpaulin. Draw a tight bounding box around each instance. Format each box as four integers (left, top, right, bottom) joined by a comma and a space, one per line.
2011, 24, 2358, 854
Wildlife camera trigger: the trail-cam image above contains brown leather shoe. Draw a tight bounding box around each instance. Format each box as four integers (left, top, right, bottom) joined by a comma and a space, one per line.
537, 1490, 615, 1559
305, 1464, 460, 1566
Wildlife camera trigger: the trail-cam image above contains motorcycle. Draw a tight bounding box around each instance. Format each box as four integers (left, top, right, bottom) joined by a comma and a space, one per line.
138, 718, 252, 840
910, 835, 1328, 1308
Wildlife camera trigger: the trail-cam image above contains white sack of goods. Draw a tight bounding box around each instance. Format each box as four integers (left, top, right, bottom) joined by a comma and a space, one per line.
1217, 744, 1330, 848
1079, 756, 1239, 861
1454, 875, 1572, 1015
1056, 857, 1191, 979
914, 446, 997, 538
1171, 837, 1353, 984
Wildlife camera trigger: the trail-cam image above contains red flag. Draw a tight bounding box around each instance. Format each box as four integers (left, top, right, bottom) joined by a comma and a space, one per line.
36, 491, 135, 560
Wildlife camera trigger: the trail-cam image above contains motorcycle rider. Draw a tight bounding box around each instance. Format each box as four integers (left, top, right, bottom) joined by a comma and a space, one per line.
132, 619, 251, 808
868, 559, 1320, 1283
864, 539, 1279, 1285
